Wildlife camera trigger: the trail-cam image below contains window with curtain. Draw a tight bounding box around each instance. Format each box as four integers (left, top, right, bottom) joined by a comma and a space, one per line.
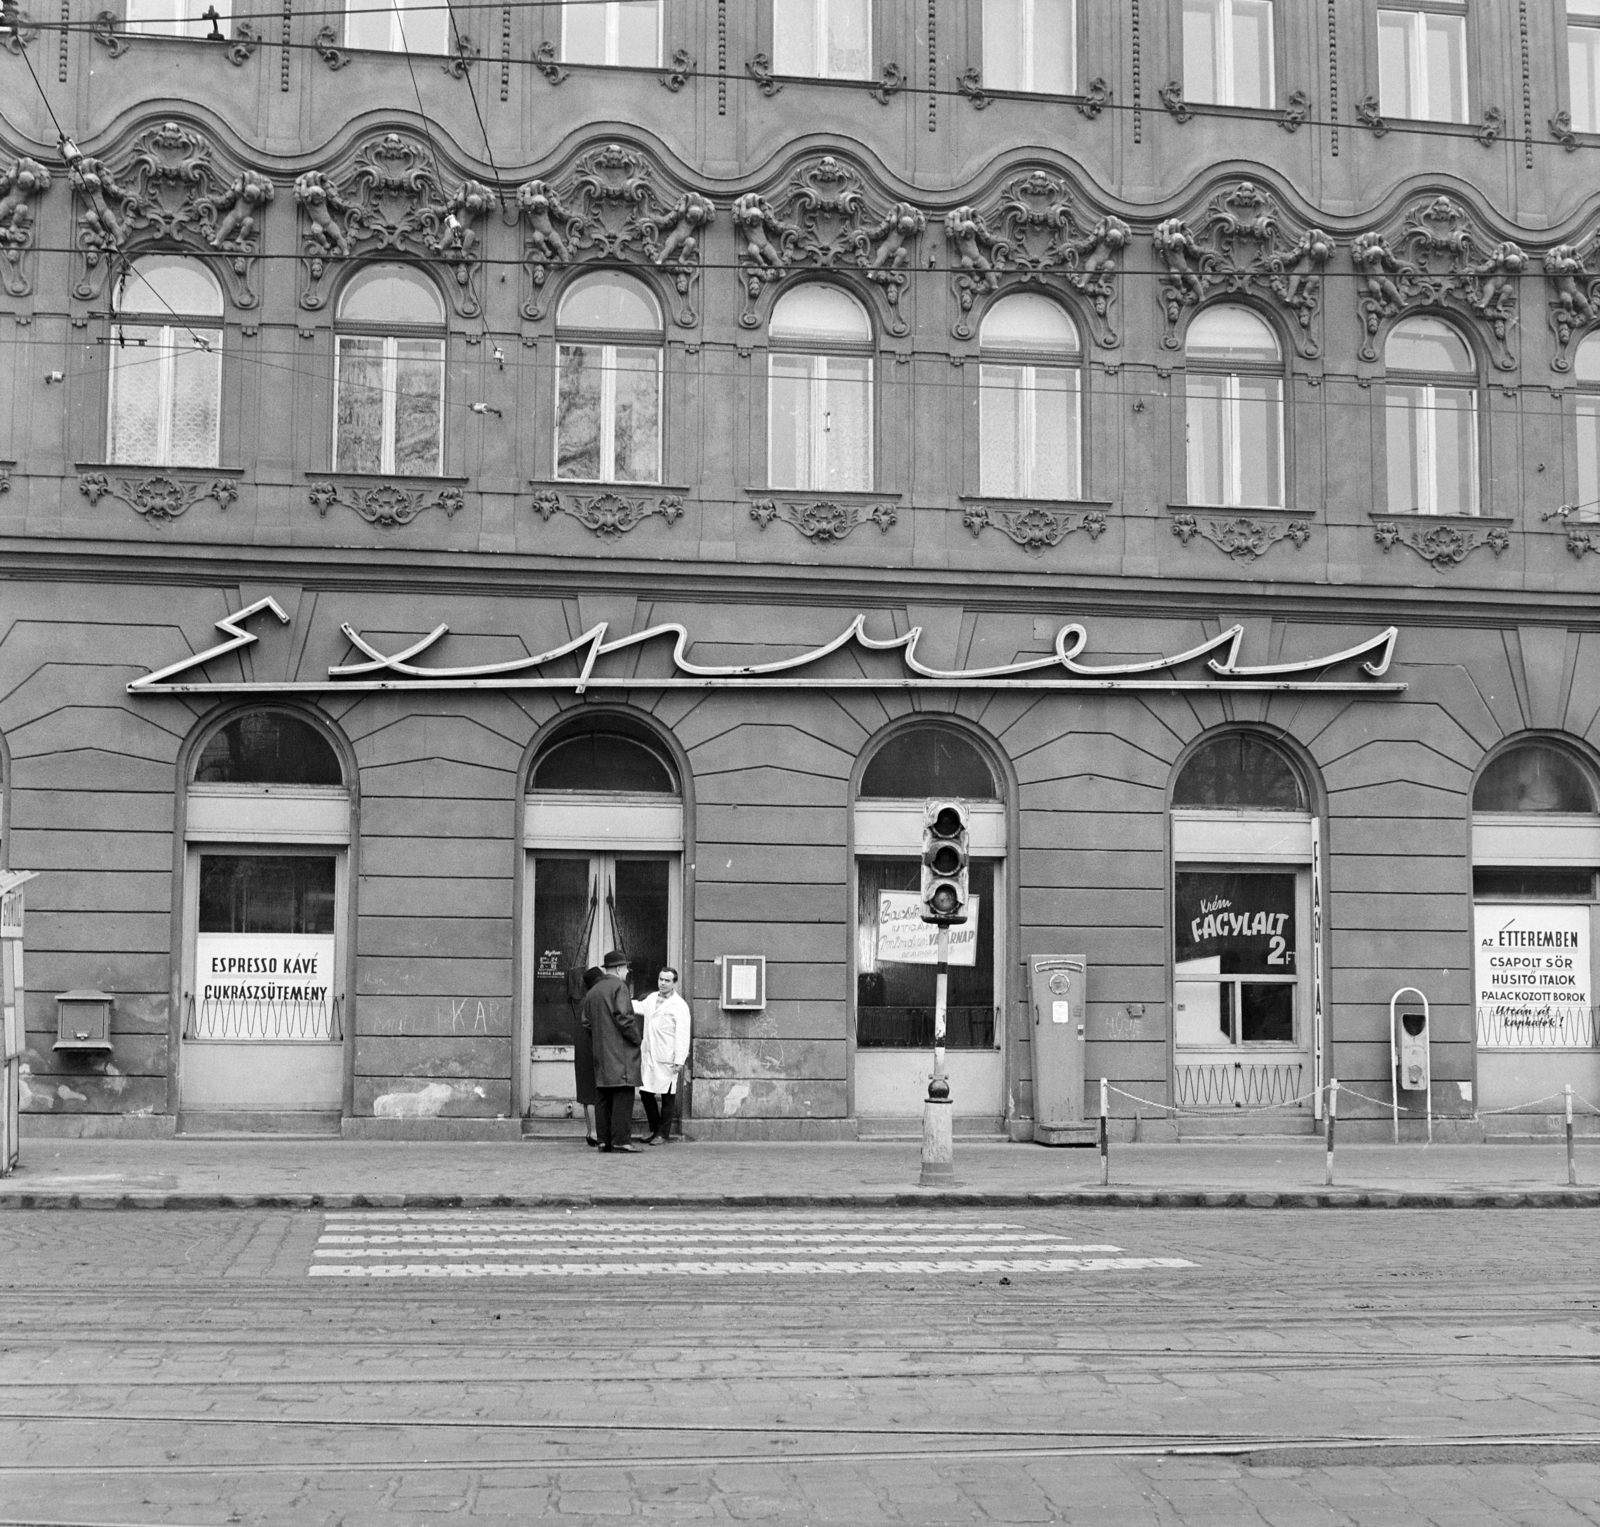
1184, 305, 1283, 508
107, 256, 223, 468
1474, 743, 1598, 814
1575, 333, 1600, 522
1384, 316, 1478, 516
123, 0, 230, 36
982, 0, 1074, 94
344, 0, 450, 53
768, 284, 873, 492
979, 293, 1082, 499
1377, 2, 1468, 122
555, 273, 663, 484
1183, 0, 1274, 108
562, 0, 660, 65
773, 0, 872, 80
334, 265, 446, 476
1570, 0, 1600, 133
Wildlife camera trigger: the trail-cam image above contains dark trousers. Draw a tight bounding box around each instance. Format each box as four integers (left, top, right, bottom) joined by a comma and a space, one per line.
595, 1086, 635, 1149
641, 1089, 675, 1139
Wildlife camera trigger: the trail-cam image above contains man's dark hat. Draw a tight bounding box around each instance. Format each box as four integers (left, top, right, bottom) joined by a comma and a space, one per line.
602, 949, 630, 968
582, 966, 604, 990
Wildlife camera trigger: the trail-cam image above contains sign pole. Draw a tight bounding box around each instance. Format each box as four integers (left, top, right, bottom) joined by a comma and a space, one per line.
920, 922, 954, 1186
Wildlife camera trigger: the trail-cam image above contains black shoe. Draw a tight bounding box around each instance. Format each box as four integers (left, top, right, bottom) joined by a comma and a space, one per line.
643, 1134, 662, 1146
614, 1144, 641, 1154
599, 1145, 614, 1153
586, 1135, 599, 1147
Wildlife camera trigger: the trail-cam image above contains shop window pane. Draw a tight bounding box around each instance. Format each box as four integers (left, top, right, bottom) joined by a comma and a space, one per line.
1239, 982, 1294, 1043
1175, 978, 1232, 1046
393, 338, 443, 476
556, 344, 604, 480
195, 713, 343, 785
1573, 26, 1600, 134
1473, 867, 1596, 899
611, 346, 661, 483
1474, 745, 1597, 813
856, 859, 995, 1049
859, 727, 998, 799
611, 858, 670, 1000
199, 855, 336, 935
769, 354, 814, 489
531, 857, 594, 1046
532, 730, 676, 792
1175, 870, 1296, 976
1173, 733, 1304, 810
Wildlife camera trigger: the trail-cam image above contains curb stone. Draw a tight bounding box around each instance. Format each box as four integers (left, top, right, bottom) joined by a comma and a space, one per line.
0, 1188, 1596, 1210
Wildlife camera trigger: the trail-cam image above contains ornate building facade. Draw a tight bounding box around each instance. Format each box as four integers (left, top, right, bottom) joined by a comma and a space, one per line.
3, 0, 1599, 1141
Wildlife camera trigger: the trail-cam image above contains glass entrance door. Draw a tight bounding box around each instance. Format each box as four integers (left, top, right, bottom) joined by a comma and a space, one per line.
528, 853, 676, 1110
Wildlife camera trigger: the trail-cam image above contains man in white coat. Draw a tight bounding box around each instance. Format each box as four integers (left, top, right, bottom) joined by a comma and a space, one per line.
635, 965, 691, 1145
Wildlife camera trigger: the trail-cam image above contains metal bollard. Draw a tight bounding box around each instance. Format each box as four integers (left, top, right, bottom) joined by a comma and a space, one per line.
1325, 1078, 1338, 1188
1099, 1077, 1109, 1187
1567, 1085, 1577, 1188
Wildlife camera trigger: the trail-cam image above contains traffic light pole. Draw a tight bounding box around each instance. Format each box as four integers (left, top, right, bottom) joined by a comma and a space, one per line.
920, 921, 955, 1186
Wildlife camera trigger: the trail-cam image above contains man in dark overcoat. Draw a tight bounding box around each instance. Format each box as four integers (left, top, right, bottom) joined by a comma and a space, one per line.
581, 949, 642, 1152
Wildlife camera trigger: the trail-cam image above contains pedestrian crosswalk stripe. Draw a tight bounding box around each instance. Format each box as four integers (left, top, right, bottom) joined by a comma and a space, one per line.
309, 1212, 1196, 1279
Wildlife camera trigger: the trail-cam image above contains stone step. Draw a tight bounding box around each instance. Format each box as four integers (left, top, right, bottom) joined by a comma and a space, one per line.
177, 1110, 342, 1137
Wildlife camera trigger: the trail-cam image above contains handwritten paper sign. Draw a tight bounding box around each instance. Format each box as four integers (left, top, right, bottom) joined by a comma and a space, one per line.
1475, 903, 1592, 1047
876, 893, 980, 966
194, 933, 338, 1041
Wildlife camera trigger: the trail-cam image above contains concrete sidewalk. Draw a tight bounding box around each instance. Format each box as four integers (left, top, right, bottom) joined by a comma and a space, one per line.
1, 1135, 1596, 1209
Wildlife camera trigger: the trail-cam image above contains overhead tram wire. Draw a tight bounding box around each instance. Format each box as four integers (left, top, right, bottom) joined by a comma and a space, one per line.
11, 10, 1600, 158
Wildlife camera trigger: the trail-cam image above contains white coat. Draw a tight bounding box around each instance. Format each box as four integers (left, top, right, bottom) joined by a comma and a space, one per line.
635, 990, 692, 1094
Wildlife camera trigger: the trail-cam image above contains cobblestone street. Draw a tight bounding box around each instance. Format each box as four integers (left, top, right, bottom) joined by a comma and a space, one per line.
2, 1204, 1597, 1524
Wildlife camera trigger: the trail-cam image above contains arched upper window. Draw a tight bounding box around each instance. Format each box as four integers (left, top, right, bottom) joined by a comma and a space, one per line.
1474, 743, 1597, 814
1384, 315, 1478, 517
556, 272, 663, 485
108, 256, 224, 469
194, 713, 344, 786
1173, 733, 1306, 812
531, 720, 678, 794
345, 0, 449, 55
1573, 332, 1600, 525
979, 293, 1082, 499
858, 727, 999, 800
334, 264, 445, 476
769, 284, 873, 492
1184, 305, 1283, 509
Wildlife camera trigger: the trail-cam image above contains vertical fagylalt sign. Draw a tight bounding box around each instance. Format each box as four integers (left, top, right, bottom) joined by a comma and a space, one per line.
1475, 904, 1593, 1048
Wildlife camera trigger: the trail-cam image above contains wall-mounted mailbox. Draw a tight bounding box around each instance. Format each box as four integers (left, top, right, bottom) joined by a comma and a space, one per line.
54, 989, 114, 1053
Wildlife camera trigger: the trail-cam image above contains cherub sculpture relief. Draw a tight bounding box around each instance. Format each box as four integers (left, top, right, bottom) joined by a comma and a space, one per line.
71, 156, 131, 251
208, 170, 274, 251
293, 170, 351, 258
1469, 240, 1526, 324
1351, 230, 1406, 321
1270, 226, 1334, 329
653, 191, 715, 269
1152, 217, 1207, 312
436, 179, 492, 262
0, 157, 50, 239
943, 206, 1000, 294
732, 192, 787, 276
1546, 244, 1595, 331
865, 201, 926, 273
516, 178, 572, 264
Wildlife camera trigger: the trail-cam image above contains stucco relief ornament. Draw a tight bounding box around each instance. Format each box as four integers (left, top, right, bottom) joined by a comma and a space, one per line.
1544, 240, 1600, 371
531, 488, 684, 539
749, 497, 896, 541
962, 504, 1107, 556
294, 133, 484, 317
731, 155, 926, 336
69, 123, 265, 306
517, 144, 712, 327
308, 480, 463, 528
1352, 195, 1524, 369
944, 171, 1130, 347
1170, 514, 1311, 562
1372, 518, 1511, 569
0, 157, 52, 298
0, 8, 40, 52
1152, 182, 1333, 357
78, 472, 238, 520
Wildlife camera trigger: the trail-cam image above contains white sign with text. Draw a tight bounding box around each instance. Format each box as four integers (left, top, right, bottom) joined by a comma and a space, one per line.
876, 893, 980, 966
1475, 903, 1592, 1048
194, 933, 339, 1041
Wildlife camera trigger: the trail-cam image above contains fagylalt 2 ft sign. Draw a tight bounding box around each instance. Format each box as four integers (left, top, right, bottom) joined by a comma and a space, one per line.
1475, 904, 1593, 1048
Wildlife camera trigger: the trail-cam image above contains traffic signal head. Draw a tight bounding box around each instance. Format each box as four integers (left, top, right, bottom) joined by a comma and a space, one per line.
921, 799, 970, 924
